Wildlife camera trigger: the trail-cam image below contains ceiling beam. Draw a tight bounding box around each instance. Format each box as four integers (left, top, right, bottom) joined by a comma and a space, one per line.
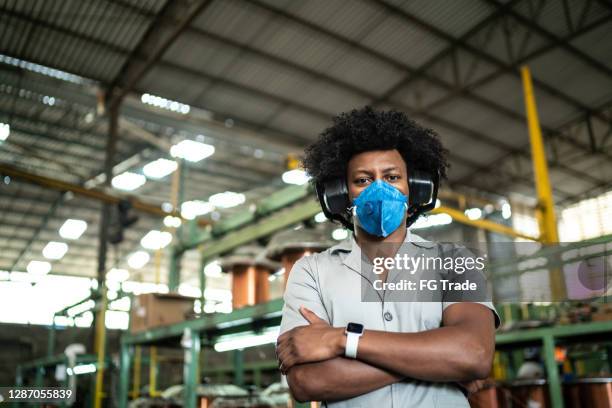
242, 0, 611, 180
109, 0, 214, 105
1, 2, 609, 201
457, 98, 612, 189
0, 163, 187, 220
483, 0, 612, 79
371, 0, 610, 117
0, 6, 306, 152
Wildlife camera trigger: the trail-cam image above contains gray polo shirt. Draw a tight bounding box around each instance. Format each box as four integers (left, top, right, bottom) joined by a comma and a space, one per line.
279, 231, 500, 408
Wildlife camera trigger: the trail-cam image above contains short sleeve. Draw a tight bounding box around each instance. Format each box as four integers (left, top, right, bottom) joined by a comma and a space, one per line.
440, 245, 501, 329
443, 301, 501, 329
279, 256, 331, 335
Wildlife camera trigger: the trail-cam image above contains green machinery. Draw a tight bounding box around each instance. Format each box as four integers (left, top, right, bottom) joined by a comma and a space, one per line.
118, 185, 323, 408
14, 353, 109, 408
117, 301, 612, 408
116, 181, 611, 408
495, 320, 612, 408
15, 182, 611, 407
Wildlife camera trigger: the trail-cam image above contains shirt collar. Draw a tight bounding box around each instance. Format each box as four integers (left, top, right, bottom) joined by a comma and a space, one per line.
334, 228, 435, 273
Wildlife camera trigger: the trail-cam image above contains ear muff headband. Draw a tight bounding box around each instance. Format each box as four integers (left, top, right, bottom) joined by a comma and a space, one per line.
316, 170, 439, 230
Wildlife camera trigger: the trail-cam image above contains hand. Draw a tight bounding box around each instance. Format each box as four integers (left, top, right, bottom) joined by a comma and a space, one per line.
276, 306, 345, 374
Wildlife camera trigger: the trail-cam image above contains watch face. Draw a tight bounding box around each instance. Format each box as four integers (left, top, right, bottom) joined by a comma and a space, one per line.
347, 322, 364, 334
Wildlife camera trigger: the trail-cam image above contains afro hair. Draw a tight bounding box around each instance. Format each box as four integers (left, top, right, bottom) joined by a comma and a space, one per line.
302, 106, 449, 184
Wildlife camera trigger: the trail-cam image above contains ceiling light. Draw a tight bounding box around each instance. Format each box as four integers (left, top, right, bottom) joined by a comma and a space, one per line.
332, 228, 348, 241
127, 251, 150, 269
314, 212, 327, 223
140, 230, 173, 250
0, 123, 9, 141
163, 215, 182, 228
181, 200, 214, 220
106, 268, 129, 282
502, 203, 512, 219
111, 172, 146, 191
412, 213, 453, 229
178, 284, 201, 298
42, 242, 68, 260
141, 93, 190, 115
204, 261, 222, 278
282, 169, 310, 185
106, 280, 121, 292
66, 300, 95, 317
464, 208, 482, 220
214, 327, 280, 352
209, 191, 245, 208
0, 53, 85, 84
170, 140, 215, 162
59, 219, 87, 240
110, 297, 131, 312
143, 158, 177, 179
27, 260, 51, 275
68, 363, 96, 375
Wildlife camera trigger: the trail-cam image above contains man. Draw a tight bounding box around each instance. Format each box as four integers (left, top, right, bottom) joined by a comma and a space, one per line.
276, 107, 499, 407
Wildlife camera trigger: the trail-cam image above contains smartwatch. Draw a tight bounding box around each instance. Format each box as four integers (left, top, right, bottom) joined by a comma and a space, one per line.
345, 322, 364, 359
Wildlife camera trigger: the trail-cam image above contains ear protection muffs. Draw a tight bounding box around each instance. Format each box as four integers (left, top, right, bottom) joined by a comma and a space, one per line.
315, 170, 439, 230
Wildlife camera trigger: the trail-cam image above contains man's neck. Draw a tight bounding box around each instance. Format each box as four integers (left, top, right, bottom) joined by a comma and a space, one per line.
355, 223, 408, 261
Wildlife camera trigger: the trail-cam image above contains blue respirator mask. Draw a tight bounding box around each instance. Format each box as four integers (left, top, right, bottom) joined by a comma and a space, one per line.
315, 170, 437, 232
352, 180, 408, 237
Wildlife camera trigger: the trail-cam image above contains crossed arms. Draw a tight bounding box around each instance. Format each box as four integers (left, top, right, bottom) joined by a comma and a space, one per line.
276, 303, 495, 402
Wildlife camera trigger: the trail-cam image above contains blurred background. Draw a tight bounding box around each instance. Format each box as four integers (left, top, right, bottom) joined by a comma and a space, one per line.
0, 0, 611, 407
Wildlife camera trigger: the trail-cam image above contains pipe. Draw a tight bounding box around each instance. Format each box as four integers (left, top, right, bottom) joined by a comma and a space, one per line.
130, 346, 141, 398
0, 163, 198, 222
521, 66, 566, 299
93, 285, 108, 408
431, 206, 539, 241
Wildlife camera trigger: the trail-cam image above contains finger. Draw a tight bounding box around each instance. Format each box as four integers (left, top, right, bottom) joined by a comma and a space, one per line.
277, 347, 292, 366
300, 306, 324, 324
279, 355, 292, 375
282, 355, 297, 373
277, 331, 289, 343
276, 343, 289, 361
276, 332, 292, 349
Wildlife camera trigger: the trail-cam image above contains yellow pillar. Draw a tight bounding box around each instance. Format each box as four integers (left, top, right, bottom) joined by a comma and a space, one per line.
93, 286, 107, 408
521, 66, 566, 300
149, 346, 159, 397
131, 346, 142, 398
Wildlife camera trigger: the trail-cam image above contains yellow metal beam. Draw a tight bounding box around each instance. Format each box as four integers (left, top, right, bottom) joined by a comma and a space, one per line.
149, 347, 161, 397
520, 66, 560, 243
432, 206, 539, 241
93, 287, 108, 408
0, 163, 208, 224
521, 66, 566, 299
130, 346, 142, 398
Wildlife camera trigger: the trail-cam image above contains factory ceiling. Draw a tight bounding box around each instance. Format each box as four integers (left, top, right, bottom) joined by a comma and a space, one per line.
0, 0, 611, 284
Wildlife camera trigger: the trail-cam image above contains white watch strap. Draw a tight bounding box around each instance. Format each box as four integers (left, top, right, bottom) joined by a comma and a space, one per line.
345, 332, 360, 359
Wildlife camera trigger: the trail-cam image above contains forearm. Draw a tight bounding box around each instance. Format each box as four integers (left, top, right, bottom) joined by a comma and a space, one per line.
287, 357, 403, 402
357, 325, 493, 382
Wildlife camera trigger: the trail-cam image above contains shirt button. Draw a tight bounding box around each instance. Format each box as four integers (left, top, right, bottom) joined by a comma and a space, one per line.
384, 311, 393, 321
